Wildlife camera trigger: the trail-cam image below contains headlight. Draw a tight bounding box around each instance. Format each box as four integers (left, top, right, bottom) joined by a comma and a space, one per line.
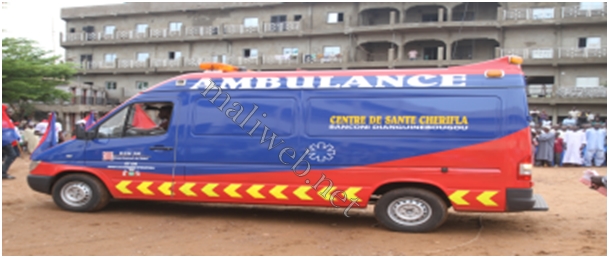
29, 161, 41, 173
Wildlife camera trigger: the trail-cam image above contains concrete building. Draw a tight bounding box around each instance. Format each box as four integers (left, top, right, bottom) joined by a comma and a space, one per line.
57, 2, 607, 130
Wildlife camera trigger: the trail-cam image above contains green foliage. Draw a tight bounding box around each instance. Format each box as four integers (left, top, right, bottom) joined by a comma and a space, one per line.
2, 37, 77, 103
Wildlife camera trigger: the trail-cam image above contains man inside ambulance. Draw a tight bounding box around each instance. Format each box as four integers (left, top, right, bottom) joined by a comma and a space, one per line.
156, 105, 172, 131
126, 103, 172, 136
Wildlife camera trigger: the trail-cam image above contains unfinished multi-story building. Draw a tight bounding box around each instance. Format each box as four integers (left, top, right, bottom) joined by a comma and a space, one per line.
54, 2, 607, 133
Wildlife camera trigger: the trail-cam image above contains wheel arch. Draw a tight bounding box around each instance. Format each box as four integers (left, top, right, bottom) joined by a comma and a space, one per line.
50, 170, 114, 198
371, 181, 451, 208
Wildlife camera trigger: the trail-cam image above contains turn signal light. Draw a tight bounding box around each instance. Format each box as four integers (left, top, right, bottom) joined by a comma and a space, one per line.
484, 69, 505, 78
508, 55, 523, 65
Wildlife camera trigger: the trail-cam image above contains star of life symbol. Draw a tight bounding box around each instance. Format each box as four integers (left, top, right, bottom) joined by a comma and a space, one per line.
308, 142, 336, 163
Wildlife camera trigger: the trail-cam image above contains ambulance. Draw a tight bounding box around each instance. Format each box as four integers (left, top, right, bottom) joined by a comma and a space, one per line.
27, 56, 548, 232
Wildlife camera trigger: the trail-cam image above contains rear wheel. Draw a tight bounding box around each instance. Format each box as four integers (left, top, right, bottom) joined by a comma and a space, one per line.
52, 174, 110, 212
374, 188, 448, 232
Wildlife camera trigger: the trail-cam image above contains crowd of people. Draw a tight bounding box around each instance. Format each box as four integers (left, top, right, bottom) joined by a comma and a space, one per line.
531, 106, 607, 168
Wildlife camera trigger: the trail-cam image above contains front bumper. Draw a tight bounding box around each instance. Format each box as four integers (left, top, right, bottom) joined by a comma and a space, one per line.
27, 175, 53, 194
506, 188, 549, 211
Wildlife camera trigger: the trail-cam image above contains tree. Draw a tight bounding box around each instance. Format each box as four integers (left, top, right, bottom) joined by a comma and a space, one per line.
2, 37, 77, 105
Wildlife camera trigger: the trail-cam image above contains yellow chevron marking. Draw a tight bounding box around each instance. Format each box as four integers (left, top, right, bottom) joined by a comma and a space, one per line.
449, 190, 470, 205
202, 183, 219, 197
224, 184, 242, 198
318, 186, 337, 201
344, 187, 363, 202
136, 181, 154, 195
158, 182, 173, 196
116, 181, 132, 194
179, 182, 197, 197
269, 185, 288, 200
294, 186, 312, 201
246, 184, 265, 199
476, 191, 498, 206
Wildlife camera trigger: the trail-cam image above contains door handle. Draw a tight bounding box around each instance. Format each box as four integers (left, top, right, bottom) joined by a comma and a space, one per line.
149, 145, 173, 151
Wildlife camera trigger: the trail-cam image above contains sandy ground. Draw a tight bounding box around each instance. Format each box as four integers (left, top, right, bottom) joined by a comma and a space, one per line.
2, 156, 607, 256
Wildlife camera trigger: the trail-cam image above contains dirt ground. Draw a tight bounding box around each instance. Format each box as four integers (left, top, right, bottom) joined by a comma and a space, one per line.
2, 156, 607, 256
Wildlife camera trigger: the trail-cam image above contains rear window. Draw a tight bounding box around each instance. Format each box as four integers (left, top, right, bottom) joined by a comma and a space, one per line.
305, 96, 502, 139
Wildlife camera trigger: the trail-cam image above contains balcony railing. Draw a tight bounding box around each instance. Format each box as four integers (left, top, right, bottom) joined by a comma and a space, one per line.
62, 21, 302, 43
558, 47, 607, 58
499, 47, 607, 59
562, 5, 607, 18
555, 87, 607, 99
503, 4, 606, 20
67, 95, 110, 105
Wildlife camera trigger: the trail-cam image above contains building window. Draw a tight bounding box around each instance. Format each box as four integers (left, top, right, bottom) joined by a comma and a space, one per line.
169, 22, 182, 32
453, 11, 475, 21
576, 77, 600, 88
84, 82, 94, 86
578, 37, 601, 48
422, 14, 439, 22
104, 25, 116, 35
136, 53, 149, 62
104, 53, 117, 63
243, 49, 258, 58
169, 51, 182, 60
283, 47, 298, 56
323, 46, 341, 57
243, 18, 259, 27
136, 24, 148, 33
69, 28, 75, 33
105, 81, 117, 90
327, 12, 344, 23
294, 15, 302, 21
580, 2, 605, 10
136, 81, 149, 90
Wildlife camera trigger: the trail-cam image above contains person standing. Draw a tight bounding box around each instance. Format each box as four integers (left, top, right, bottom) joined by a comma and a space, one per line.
22, 122, 39, 154
408, 49, 418, 61
535, 126, 555, 167
568, 106, 580, 119
585, 123, 606, 167
563, 125, 586, 167
554, 132, 564, 167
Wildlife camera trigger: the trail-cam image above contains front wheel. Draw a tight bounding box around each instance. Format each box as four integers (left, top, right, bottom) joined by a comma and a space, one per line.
52, 174, 110, 212
374, 188, 448, 233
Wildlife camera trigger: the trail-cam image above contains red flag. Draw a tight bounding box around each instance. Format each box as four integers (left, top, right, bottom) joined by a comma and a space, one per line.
132, 104, 156, 129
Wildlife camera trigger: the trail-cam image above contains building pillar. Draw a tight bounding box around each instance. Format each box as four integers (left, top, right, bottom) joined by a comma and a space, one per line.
552, 108, 558, 124
445, 42, 452, 60
388, 48, 395, 61
437, 46, 444, 61
438, 8, 445, 22
390, 11, 396, 25
397, 44, 404, 61
447, 7, 453, 22
401, 10, 406, 23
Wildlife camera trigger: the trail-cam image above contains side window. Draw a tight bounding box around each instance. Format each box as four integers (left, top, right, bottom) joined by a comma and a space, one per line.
97, 106, 129, 138
96, 102, 173, 138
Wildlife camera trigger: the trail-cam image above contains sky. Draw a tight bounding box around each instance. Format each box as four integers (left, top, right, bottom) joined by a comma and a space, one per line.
1, 0, 124, 60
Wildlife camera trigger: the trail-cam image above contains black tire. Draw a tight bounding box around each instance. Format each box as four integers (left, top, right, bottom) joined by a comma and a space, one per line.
374, 188, 448, 233
52, 174, 110, 212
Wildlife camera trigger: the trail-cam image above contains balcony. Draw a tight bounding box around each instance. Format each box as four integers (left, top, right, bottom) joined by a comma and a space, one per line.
498, 47, 606, 65
527, 86, 607, 105
61, 21, 302, 47
501, 5, 606, 26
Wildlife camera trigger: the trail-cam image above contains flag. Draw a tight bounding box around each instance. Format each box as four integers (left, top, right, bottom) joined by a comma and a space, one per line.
31, 112, 57, 160
2, 104, 19, 146
84, 111, 96, 130
132, 104, 156, 129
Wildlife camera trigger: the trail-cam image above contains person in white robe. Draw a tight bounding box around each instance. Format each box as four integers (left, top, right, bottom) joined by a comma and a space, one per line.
563, 126, 586, 166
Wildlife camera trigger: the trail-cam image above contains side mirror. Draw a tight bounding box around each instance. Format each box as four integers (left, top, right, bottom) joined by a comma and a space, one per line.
75, 127, 97, 140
